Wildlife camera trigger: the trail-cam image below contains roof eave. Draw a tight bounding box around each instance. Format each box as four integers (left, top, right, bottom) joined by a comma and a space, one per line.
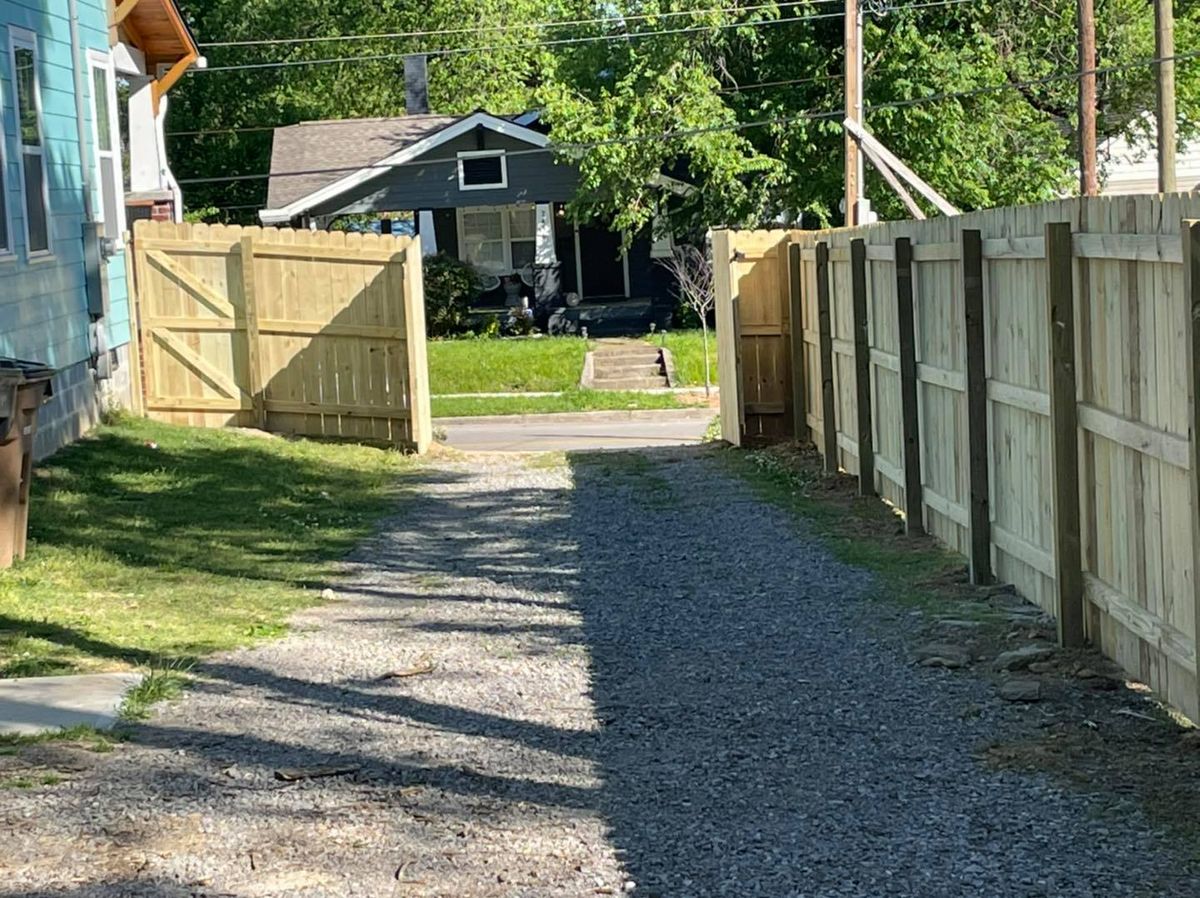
262, 111, 553, 221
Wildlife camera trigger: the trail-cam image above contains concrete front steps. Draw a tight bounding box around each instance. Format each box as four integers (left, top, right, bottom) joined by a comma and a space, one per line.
585, 341, 670, 390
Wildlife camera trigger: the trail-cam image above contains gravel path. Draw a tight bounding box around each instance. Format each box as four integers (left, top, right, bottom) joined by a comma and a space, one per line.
1, 448, 1195, 897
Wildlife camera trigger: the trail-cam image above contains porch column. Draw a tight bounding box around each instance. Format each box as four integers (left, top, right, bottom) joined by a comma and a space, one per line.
417, 210, 438, 255
535, 203, 556, 263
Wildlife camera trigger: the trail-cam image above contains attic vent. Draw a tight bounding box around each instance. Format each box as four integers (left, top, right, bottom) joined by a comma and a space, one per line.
457, 150, 507, 190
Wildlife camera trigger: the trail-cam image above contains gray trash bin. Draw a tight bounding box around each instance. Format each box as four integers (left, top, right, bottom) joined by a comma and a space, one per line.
0, 358, 54, 568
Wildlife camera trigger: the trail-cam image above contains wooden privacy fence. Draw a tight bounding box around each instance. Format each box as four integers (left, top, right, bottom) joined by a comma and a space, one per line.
129, 220, 432, 452
715, 195, 1200, 723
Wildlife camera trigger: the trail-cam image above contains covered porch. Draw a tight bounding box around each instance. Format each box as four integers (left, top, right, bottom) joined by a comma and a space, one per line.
416, 202, 653, 309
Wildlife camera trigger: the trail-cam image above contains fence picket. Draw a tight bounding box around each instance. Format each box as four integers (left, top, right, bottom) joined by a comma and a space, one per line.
713, 195, 1200, 723
130, 220, 429, 452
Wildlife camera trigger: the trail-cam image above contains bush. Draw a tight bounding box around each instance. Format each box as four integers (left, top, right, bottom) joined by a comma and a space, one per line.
423, 253, 481, 337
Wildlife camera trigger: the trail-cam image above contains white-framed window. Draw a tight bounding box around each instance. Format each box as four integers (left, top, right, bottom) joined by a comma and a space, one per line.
10, 29, 50, 256
457, 204, 537, 274
0, 44, 13, 255
457, 150, 508, 191
87, 49, 125, 244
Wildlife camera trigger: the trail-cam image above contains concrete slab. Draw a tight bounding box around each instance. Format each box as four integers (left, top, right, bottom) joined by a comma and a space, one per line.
0, 672, 142, 736
435, 408, 716, 453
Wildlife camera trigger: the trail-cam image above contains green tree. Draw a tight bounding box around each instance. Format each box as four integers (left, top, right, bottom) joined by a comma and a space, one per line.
170, 0, 1200, 229
171, 0, 558, 216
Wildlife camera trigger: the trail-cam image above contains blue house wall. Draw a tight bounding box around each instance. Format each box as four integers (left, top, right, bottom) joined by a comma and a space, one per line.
0, 1, 133, 457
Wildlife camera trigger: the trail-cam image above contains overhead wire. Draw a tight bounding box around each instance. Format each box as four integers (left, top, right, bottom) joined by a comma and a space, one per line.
198, 0, 847, 48
166, 74, 845, 137
192, 0, 981, 72
173, 46, 1200, 167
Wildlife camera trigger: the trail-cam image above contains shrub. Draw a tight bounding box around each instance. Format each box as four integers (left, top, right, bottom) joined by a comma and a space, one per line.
423, 253, 482, 337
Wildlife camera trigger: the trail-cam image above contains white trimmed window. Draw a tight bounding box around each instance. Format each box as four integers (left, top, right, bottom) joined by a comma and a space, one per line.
88, 50, 125, 243
11, 29, 49, 256
457, 150, 507, 191
0, 46, 12, 254
458, 205, 537, 274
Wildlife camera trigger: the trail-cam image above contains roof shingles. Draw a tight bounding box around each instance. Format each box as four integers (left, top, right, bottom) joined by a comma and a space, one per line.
265, 115, 459, 210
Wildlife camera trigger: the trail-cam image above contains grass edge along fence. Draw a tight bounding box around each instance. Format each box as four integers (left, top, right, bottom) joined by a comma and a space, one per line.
714, 194, 1200, 724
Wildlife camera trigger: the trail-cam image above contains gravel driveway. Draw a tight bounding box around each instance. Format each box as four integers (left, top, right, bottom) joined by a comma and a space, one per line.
1, 447, 1195, 897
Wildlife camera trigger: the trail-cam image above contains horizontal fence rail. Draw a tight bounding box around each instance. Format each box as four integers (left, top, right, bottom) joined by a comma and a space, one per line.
714, 194, 1200, 723
129, 220, 432, 452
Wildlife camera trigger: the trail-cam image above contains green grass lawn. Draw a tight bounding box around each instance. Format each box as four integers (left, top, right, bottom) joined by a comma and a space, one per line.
0, 416, 415, 678
432, 388, 694, 418
656, 329, 718, 388
429, 336, 588, 394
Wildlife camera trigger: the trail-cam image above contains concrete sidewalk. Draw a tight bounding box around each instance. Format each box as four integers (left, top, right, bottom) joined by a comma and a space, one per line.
0, 672, 141, 736
434, 407, 716, 452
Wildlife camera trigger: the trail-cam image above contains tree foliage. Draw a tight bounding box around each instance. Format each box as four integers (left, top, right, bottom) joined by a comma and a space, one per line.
171, 0, 1200, 229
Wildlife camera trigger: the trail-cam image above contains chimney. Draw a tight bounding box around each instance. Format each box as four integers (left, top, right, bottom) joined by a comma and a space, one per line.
404, 55, 429, 115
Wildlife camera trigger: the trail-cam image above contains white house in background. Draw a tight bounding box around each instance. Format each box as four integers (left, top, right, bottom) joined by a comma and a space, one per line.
1099, 124, 1200, 195
108, 0, 203, 223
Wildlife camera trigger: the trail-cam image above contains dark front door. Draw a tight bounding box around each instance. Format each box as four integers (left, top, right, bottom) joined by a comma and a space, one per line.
577, 224, 626, 299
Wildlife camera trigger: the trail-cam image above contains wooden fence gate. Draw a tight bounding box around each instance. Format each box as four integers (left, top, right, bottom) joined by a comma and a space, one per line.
714, 195, 1200, 724
129, 220, 432, 452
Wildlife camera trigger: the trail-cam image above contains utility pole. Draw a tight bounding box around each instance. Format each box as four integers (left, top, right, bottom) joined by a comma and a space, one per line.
1155, 0, 1177, 193
844, 0, 863, 225
1077, 0, 1098, 196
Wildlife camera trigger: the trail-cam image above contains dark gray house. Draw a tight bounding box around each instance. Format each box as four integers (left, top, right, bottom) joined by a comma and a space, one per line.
259, 108, 684, 313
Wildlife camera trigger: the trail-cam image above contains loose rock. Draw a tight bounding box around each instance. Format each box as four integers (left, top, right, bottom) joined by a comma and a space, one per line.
999, 679, 1043, 703
915, 643, 973, 668
993, 644, 1056, 672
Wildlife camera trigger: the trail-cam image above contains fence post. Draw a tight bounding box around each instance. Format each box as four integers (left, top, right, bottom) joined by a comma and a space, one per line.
403, 236, 433, 453
961, 228, 992, 583
126, 222, 148, 416
788, 241, 810, 443
815, 242, 838, 470
713, 230, 743, 446
1182, 220, 1200, 709
895, 237, 923, 534
1046, 221, 1084, 647
850, 238, 875, 496
239, 234, 267, 429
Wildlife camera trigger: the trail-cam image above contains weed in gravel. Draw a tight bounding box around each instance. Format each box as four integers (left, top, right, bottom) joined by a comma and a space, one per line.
121, 666, 190, 721
0, 724, 117, 751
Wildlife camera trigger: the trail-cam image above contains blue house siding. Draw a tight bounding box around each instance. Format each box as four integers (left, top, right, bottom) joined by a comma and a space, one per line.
0, 0, 134, 457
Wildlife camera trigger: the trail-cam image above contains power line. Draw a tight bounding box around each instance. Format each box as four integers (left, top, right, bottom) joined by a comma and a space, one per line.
717, 73, 843, 92
169, 124, 278, 137
177, 47, 1200, 190
198, 0, 846, 48
166, 74, 845, 137
170, 43, 1195, 141
197, 18, 819, 71
193, 0, 980, 73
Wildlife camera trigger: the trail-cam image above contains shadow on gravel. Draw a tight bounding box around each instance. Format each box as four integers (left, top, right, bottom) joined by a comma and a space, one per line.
15, 447, 1193, 896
